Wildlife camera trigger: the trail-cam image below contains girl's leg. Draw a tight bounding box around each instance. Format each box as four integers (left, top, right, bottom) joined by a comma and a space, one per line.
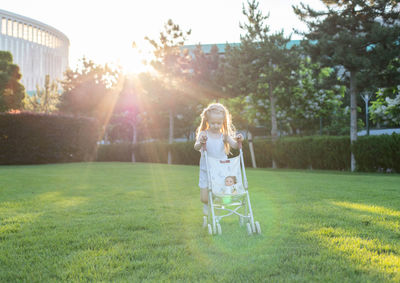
200, 188, 208, 204
200, 188, 209, 215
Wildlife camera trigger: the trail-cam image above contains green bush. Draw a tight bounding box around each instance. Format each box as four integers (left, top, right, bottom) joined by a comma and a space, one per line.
308, 136, 351, 170
0, 112, 99, 164
96, 143, 133, 162
353, 133, 400, 173
96, 134, 399, 173
97, 142, 192, 164
270, 136, 350, 170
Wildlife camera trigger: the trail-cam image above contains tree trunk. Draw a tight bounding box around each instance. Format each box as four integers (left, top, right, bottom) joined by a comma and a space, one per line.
248, 131, 257, 168
269, 86, 278, 139
168, 108, 174, 164
131, 122, 137, 163
269, 85, 278, 169
104, 126, 109, 144
350, 71, 357, 172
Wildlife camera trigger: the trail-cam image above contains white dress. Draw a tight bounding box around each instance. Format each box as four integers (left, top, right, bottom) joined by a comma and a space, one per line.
198, 131, 227, 189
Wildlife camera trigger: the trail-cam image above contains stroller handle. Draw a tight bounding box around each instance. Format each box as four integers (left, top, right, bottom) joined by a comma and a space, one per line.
238, 140, 242, 149
202, 142, 207, 152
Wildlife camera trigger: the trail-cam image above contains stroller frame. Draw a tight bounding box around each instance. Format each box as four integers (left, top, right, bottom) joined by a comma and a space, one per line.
202, 142, 261, 235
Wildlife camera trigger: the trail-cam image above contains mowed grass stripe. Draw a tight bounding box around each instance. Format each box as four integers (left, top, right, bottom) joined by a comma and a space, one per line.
0, 163, 399, 282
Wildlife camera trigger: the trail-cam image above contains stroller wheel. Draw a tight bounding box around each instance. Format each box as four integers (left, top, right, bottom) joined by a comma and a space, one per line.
203, 216, 207, 228
216, 223, 222, 235
246, 223, 252, 235
255, 221, 261, 234
207, 224, 213, 235
251, 222, 256, 233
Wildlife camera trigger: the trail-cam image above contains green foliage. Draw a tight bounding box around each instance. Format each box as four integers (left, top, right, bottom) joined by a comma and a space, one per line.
220, 0, 300, 137
144, 20, 193, 145
0, 112, 99, 164
352, 134, 400, 173
96, 143, 133, 162
1, 163, 399, 281
189, 44, 223, 101
294, 0, 400, 149
97, 142, 197, 165
219, 96, 258, 131
59, 57, 121, 124
284, 57, 346, 134
273, 136, 351, 170
0, 51, 25, 112
24, 75, 60, 113
294, 0, 400, 82
220, 1, 348, 137
370, 87, 400, 127
97, 135, 399, 173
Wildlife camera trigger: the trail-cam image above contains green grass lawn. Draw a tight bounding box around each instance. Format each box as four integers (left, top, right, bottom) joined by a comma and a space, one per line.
0, 162, 399, 282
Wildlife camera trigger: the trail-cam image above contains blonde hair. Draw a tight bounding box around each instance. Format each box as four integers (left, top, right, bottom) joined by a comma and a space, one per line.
196, 103, 236, 155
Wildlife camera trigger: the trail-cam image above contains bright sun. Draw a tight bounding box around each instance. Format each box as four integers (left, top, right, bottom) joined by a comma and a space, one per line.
118, 41, 154, 75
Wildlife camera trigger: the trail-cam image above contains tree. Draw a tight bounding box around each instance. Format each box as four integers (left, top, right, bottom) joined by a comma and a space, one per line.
283, 56, 346, 135
145, 19, 192, 164
0, 51, 25, 112
24, 75, 60, 113
190, 44, 223, 101
223, 0, 299, 140
219, 0, 299, 168
109, 75, 148, 161
294, 0, 400, 171
59, 57, 121, 125
136, 72, 170, 140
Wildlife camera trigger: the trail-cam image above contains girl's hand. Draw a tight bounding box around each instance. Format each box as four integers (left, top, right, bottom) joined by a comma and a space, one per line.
199, 132, 208, 144
236, 134, 244, 142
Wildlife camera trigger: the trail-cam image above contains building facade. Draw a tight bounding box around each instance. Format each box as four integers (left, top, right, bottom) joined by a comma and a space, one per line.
0, 9, 69, 93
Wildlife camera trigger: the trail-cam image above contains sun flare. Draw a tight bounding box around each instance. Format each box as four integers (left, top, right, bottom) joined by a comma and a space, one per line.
117, 41, 154, 75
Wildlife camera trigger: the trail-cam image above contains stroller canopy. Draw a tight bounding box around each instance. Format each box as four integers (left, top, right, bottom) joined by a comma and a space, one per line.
206, 155, 245, 195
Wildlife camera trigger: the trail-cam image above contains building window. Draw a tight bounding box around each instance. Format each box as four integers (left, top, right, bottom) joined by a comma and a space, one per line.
44, 32, 48, 47
18, 22, 23, 38
23, 24, 28, 40
1, 18, 6, 35
33, 27, 37, 43
7, 19, 12, 36
28, 25, 32, 41
13, 21, 18, 37
38, 29, 42, 45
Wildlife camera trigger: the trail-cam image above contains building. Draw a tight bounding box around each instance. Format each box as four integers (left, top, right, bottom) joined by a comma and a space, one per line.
358, 128, 400, 136
0, 9, 69, 94
183, 40, 301, 57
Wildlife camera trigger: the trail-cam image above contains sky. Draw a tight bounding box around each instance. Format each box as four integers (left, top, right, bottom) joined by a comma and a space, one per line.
2, 0, 325, 73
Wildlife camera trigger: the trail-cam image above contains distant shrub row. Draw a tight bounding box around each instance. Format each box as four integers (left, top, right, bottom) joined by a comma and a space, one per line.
0, 112, 99, 164
352, 134, 400, 172
97, 134, 400, 173
1, 112, 397, 173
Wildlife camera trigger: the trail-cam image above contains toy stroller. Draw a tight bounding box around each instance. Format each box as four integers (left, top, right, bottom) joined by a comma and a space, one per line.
202, 141, 261, 235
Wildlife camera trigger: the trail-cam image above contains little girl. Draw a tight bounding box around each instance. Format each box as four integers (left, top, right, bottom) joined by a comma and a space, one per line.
194, 103, 243, 215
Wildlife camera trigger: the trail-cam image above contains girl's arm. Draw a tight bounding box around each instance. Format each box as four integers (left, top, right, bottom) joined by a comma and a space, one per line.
194, 131, 207, 151
225, 133, 244, 149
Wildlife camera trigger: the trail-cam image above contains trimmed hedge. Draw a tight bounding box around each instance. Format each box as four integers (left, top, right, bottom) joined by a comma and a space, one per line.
97, 134, 399, 173
0, 112, 99, 164
352, 134, 400, 172
273, 136, 351, 170
97, 142, 198, 165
